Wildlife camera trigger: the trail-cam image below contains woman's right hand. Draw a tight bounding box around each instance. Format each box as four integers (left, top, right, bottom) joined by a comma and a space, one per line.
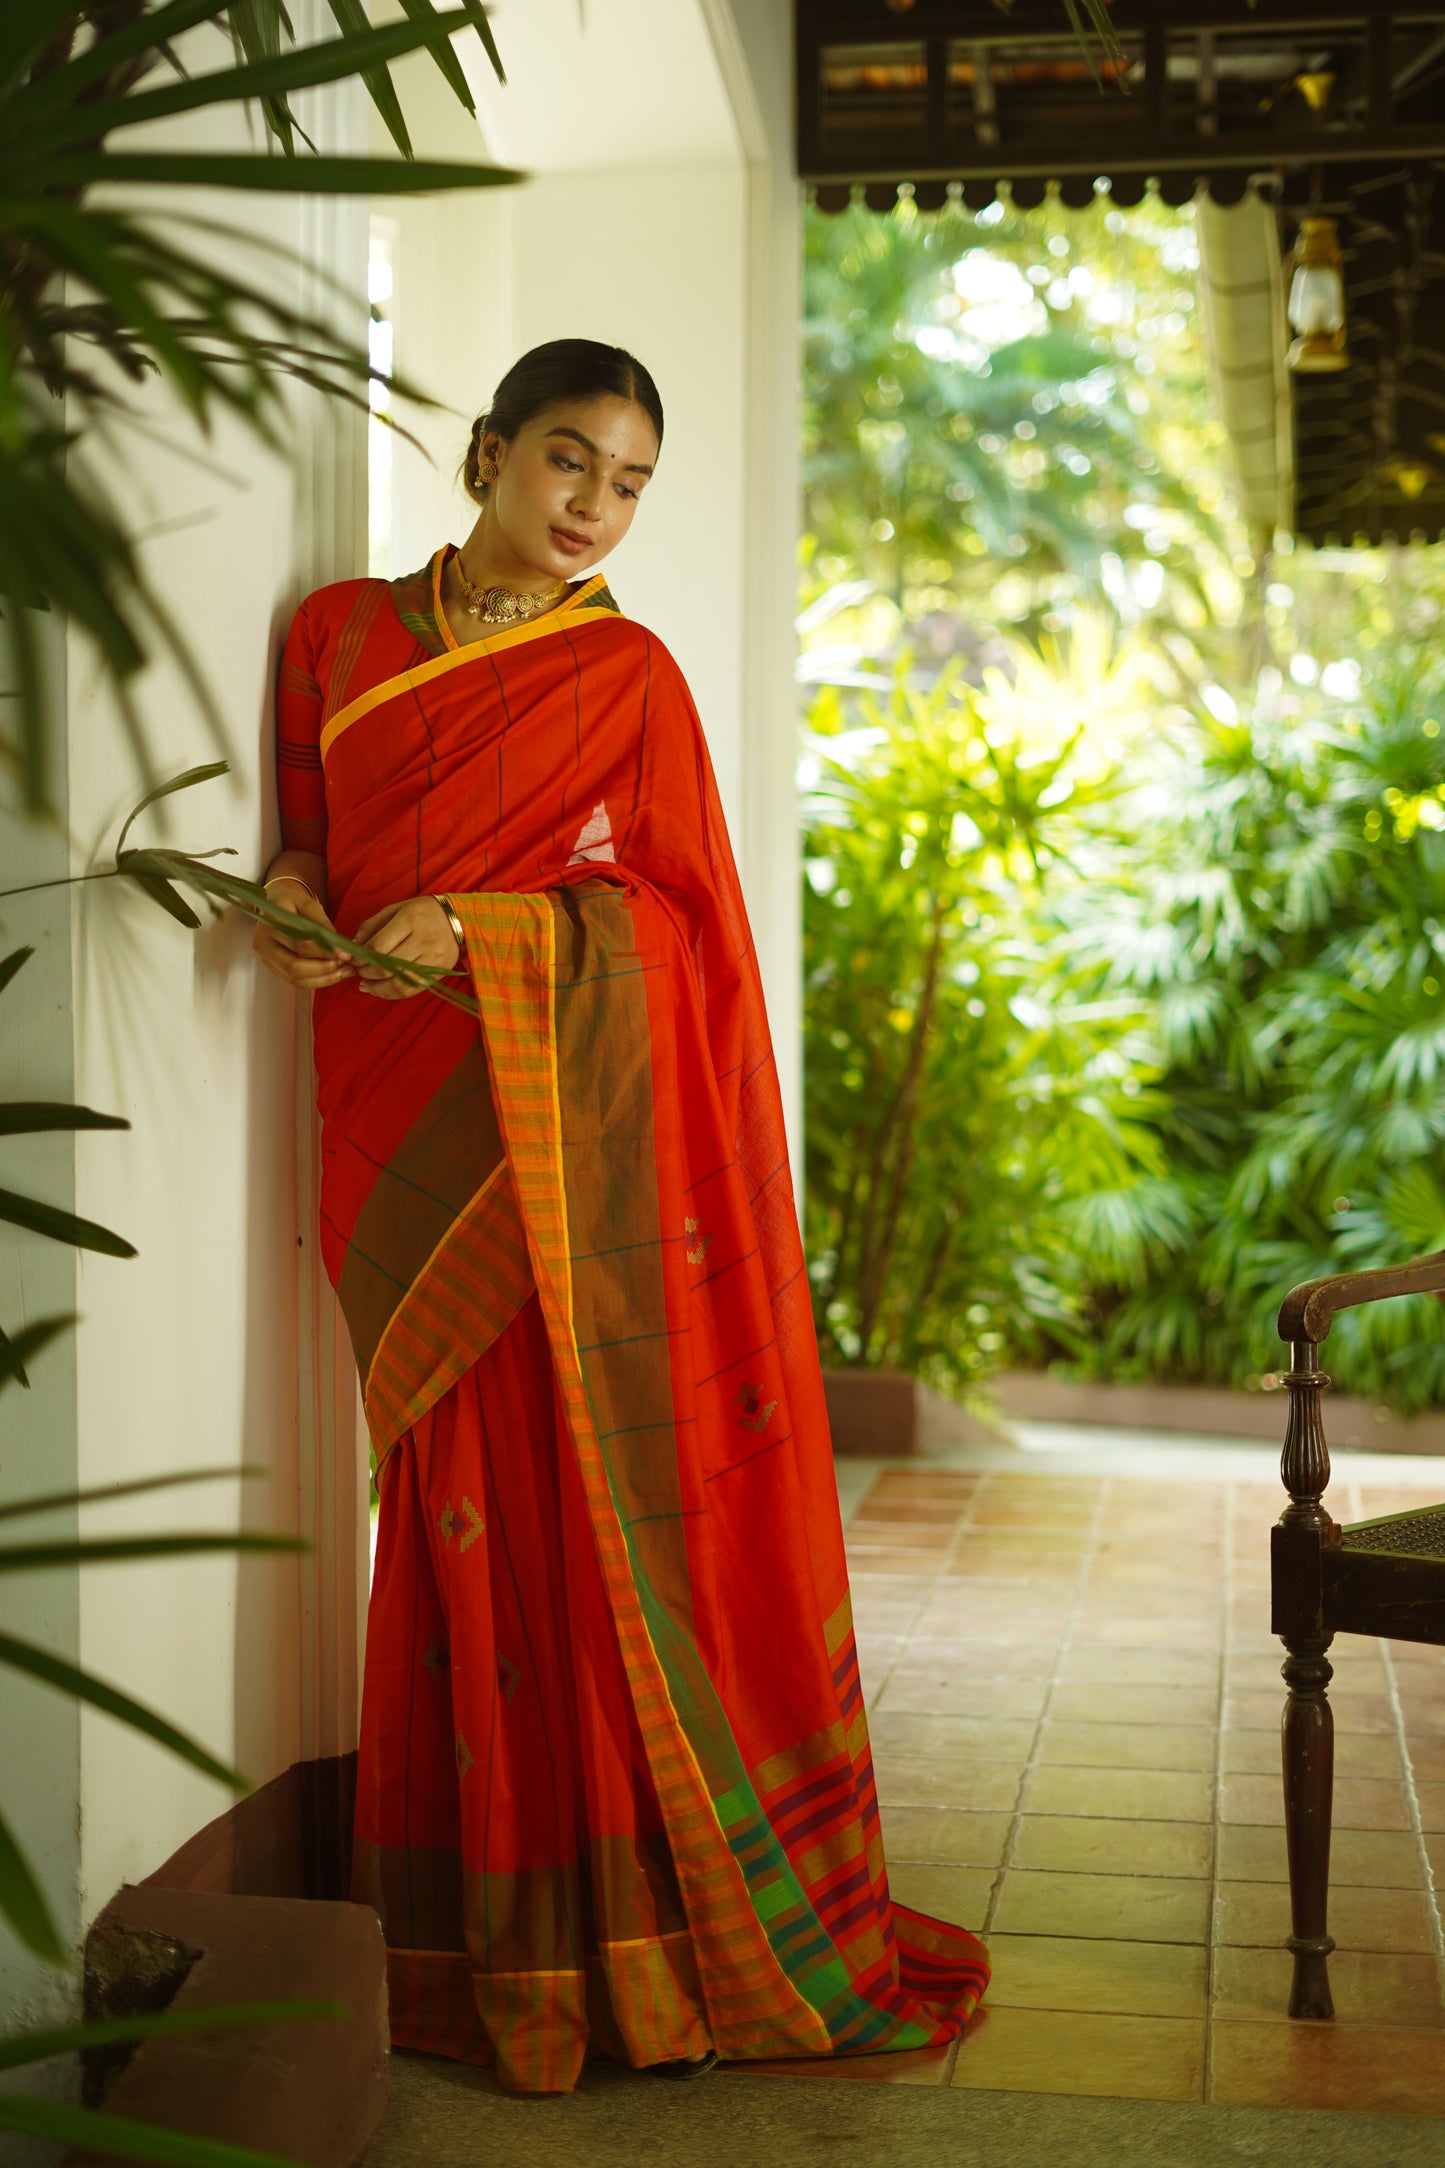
253, 879, 354, 990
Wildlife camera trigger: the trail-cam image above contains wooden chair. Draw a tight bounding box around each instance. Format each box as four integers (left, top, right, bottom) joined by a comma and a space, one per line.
1272, 1248, 1445, 2019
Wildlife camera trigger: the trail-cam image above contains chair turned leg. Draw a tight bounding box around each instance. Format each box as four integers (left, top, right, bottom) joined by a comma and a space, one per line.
1281, 1636, 1335, 2019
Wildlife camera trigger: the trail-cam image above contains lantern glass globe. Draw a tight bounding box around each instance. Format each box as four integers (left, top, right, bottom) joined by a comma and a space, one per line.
1288, 262, 1345, 337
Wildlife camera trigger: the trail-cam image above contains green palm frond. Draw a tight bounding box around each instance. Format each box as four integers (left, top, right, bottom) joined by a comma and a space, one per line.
0, 946, 136, 1291
0, 763, 482, 1013
0, 2090, 322, 2166
1, 0, 522, 812
0, 1316, 74, 1392
2, 2003, 345, 2165
0, 1442, 310, 1966
0, 1804, 66, 1964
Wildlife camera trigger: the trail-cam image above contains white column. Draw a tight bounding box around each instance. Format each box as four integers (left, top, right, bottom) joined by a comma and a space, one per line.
704, 0, 804, 1172
63, 60, 371, 1916
291, 52, 371, 1770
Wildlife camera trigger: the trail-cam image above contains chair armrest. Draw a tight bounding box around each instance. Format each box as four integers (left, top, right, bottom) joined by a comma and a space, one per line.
1278, 1248, 1445, 1349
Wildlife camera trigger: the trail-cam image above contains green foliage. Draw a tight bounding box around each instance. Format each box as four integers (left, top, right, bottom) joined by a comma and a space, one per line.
0, 1452, 317, 2168
0, 898, 316, 2168
802, 651, 1163, 1391
0, 757, 458, 1980
0, 1807, 66, 1966
0, 2000, 350, 2168
1050, 567, 1445, 1413
0, 1438, 307, 1964
802, 195, 1239, 670
0, 945, 136, 1285
0, 2093, 324, 2164
1, 0, 518, 813
802, 188, 1445, 1417
805, 552, 1445, 1414
0, 761, 480, 1011
0, 1314, 74, 1390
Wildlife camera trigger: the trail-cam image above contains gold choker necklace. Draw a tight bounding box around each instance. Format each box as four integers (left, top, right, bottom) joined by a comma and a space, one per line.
455, 553, 566, 627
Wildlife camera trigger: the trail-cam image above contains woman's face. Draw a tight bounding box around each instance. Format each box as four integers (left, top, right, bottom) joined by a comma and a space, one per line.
483, 395, 659, 582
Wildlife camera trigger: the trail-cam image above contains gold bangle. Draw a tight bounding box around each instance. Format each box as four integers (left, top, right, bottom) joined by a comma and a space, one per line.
437, 894, 466, 958
264, 874, 319, 904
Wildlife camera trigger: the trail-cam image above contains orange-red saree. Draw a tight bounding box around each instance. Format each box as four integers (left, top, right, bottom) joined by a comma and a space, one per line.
276, 548, 988, 2093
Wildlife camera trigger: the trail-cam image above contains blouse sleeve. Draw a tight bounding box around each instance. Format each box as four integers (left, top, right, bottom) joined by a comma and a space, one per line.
275, 599, 327, 855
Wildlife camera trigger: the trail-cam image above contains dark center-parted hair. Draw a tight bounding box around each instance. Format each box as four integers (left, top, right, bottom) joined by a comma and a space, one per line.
463, 339, 664, 504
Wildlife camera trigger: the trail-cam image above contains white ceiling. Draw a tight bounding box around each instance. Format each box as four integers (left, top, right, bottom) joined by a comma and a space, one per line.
464, 0, 741, 172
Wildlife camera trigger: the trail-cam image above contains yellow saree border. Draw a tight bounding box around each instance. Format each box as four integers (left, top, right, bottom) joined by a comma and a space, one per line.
319, 560, 621, 767
455, 891, 833, 2062
431, 546, 457, 650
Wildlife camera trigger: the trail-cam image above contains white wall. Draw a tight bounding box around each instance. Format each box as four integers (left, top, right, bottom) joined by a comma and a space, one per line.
378, 37, 514, 579
65, 405, 309, 1908
381, 71, 749, 820
490, 166, 750, 824
467, 0, 739, 171
60, 64, 368, 1922
384, 0, 800, 1138
702, 0, 804, 1165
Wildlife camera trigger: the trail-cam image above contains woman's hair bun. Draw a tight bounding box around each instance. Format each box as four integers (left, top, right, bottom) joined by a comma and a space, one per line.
459, 339, 663, 502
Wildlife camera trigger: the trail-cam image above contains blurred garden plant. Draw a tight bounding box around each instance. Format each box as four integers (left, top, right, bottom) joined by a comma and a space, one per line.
802, 179, 1445, 1420
1057, 571, 1445, 1414
802, 645, 1166, 1391
802, 192, 1235, 678
804, 565, 1445, 1418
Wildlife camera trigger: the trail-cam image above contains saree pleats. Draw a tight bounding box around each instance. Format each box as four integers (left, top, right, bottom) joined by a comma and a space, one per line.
278, 552, 989, 2095
354, 1296, 713, 2092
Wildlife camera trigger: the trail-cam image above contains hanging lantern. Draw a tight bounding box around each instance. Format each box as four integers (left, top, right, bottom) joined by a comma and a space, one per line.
1286, 215, 1349, 374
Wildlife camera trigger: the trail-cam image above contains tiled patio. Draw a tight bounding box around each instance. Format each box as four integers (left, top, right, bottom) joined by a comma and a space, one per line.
732, 1439, 1445, 2117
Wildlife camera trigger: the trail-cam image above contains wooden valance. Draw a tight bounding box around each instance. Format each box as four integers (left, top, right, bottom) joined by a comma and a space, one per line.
797, 3, 1445, 544
798, 2, 1445, 204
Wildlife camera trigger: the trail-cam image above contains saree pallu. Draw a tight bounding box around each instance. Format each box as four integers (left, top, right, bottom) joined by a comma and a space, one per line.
278, 552, 988, 2093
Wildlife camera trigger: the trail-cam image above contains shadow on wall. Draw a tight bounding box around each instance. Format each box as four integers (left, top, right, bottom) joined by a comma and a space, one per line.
227, 599, 307, 1807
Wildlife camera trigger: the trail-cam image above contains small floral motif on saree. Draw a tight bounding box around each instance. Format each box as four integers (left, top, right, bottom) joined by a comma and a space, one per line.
458, 1495, 485, 1552
497, 1652, 521, 1705
455, 1731, 474, 1782
685, 1216, 712, 1265
733, 1382, 777, 1435
422, 1638, 450, 1678
436, 1499, 464, 1545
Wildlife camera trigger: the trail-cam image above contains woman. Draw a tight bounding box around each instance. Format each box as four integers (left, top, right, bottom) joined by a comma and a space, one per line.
256, 340, 988, 2094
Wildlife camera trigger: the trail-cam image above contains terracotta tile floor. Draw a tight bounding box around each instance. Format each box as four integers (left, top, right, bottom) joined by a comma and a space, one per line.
730, 1445, 1445, 2117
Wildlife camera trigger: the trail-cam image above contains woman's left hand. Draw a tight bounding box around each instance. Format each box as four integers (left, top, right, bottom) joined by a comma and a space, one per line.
352, 895, 461, 999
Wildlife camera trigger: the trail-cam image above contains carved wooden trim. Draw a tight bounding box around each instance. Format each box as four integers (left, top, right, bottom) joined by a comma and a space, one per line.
1277, 1247, 1445, 1348
1279, 1344, 1340, 1536
1280, 1637, 1337, 2021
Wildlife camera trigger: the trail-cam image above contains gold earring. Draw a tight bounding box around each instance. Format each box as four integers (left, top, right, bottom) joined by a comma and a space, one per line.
479, 458, 498, 483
